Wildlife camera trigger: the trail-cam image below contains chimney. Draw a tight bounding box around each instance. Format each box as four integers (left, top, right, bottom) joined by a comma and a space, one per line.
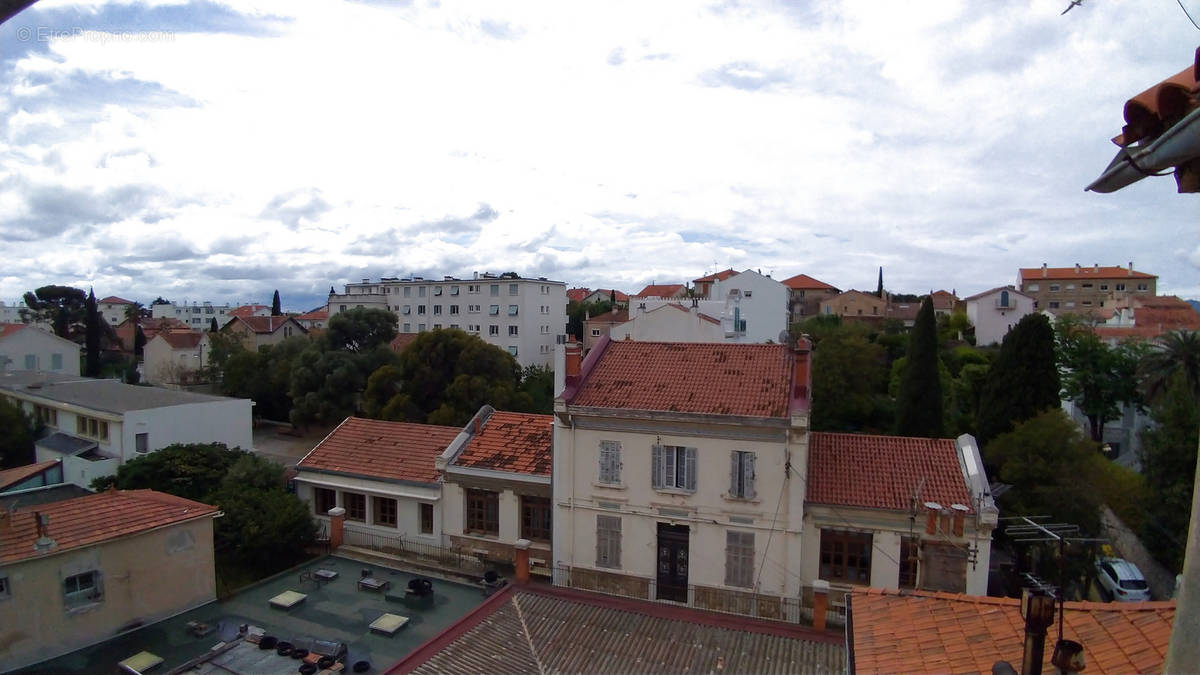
33, 512, 56, 552
1041, 263, 1047, 278
565, 337, 582, 383
1020, 589, 1056, 675
1128, 261, 1134, 276
1074, 263, 1080, 274
924, 502, 943, 534
328, 507, 346, 550
1093, 263, 1099, 272
792, 336, 812, 402
951, 504, 969, 537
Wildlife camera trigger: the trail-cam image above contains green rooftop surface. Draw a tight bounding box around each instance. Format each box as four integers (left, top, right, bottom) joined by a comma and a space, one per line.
16, 555, 488, 674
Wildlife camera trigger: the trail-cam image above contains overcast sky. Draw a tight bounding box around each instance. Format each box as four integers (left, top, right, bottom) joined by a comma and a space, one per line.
2, 0, 1198, 313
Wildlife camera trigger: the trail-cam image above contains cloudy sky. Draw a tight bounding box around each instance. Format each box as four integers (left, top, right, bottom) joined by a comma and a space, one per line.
2, 0, 1198, 313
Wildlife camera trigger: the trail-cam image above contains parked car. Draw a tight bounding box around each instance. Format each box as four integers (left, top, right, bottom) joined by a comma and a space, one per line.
1095, 558, 1151, 601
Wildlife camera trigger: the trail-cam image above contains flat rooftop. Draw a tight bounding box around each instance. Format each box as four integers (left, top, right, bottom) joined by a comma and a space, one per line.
0, 372, 238, 414
15, 555, 489, 674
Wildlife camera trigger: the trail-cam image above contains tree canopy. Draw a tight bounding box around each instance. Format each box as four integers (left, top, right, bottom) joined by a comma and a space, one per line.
975, 313, 1060, 446
895, 296, 944, 437
1138, 373, 1199, 572
1056, 316, 1148, 441
85, 288, 101, 377
271, 290, 282, 316
324, 307, 398, 352
811, 332, 892, 432
1140, 329, 1200, 403
21, 285, 87, 340
0, 398, 36, 469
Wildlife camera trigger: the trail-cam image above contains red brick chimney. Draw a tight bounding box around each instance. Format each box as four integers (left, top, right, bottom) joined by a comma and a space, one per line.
328, 507, 346, 550
792, 336, 812, 402
565, 336, 582, 383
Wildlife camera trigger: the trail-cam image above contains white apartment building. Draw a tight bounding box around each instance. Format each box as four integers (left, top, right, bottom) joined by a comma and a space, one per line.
329, 273, 567, 368
151, 302, 262, 329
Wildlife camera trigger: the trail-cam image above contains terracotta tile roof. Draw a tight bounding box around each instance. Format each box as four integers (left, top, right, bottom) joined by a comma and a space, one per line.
0, 323, 27, 338
962, 286, 1033, 302
114, 317, 190, 352
782, 273, 838, 291
389, 333, 418, 353
569, 341, 794, 418
885, 302, 920, 321
593, 289, 629, 302
0, 460, 58, 491
807, 433, 972, 513
849, 588, 1175, 675
453, 411, 553, 477
929, 290, 959, 310
298, 417, 460, 484
296, 308, 328, 321
658, 302, 721, 324
157, 331, 204, 349
229, 304, 269, 318
230, 316, 305, 334
584, 308, 629, 324
566, 288, 590, 303
0, 489, 218, 565
1019, 265, 1156, 281
633, 283, 685, 298
98, 296, 134, 305
693, 268, 738, 283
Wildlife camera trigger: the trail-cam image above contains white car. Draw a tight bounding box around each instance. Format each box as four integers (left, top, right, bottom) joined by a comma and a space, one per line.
1095, 558, 1151, 602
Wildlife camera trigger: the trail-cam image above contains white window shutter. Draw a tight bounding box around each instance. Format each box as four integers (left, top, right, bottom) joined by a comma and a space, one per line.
685, 447, 698, 491
746, 452, 756, 499
730, 452, 740, 497
651, 445, 663, 488
664, 446, 676, 488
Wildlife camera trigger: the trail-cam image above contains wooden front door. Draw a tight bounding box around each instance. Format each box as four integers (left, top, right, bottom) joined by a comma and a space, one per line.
656, 523, 690, 602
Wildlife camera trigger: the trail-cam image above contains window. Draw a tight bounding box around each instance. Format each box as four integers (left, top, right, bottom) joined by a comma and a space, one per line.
434, 324, 442, 330
596, 514, 621, 568
489, 305, 500, 316
820, 530, 872, 584
652, 445, 697, 491
743, 290, 753, 298
343, 492, 366, 521
999, 290, 1010, 308
507, 345, 518, 356
450, 305, 459, 315
135, 433, 148, 453
450, 286, 460, 296
1048, 284, 1060, 292
373, 496, 397, 527
433, 286, 443, 296
420, 503, 434, 534
1027, 283, 1039, 291
403, 287, 411, 297
1137, 283, 1148, 291
490, 284, 500, 296
466, 489, 499, 535
729, 451, 756, 499
402, 305, 411, 315
489, 325, 499, 336
1048, 301, 1060, 309
417, 305, 426, 315
403, 323, 412, 332
591, 329, 601, 337
24, 354, 36, 369
469, 284, 480, 294
1065, 284, 1075, 290
899, 536, 918, 589
432, 305, 441, 315
34, 405, 57, 427
63, 571, 102, 608
51, 353, 62, 370
1082, 283, 1093, 289
1099, 284, 1109, 291
314, 487, 336, 515
508, 325, 519, 336
725, 531, 754, 588
76, 415, 109, 442
1065, 301, 1076, 308
1115, 283, 1126, 291
542, 326, 551, 334
509, 284, 519, 296
508, 305, 519, 316
468, 325, 480, 333
418, 323, 426, 332
598, 440, 621, 484
521, 496, 552, 541
418, 286, 426, 297
469, 304, 480, 313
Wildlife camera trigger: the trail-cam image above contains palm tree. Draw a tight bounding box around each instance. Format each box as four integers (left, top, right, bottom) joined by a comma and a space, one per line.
1140, 329, 1200, 401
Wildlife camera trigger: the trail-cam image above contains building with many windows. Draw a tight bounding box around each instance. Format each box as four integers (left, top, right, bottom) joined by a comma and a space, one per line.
328, 273, 567, 368
1017, 263, 1157, 314
150, 301, 266, 329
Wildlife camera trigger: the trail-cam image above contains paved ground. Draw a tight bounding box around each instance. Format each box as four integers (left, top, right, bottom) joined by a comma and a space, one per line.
252, 424, 336, 467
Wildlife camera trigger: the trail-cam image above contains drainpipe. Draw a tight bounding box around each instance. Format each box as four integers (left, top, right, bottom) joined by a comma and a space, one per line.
1164, 437, 1200, 671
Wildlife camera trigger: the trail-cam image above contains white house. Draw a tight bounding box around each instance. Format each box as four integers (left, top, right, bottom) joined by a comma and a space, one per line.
436, 406, 553, 571
551, 336, 994, 613
708, 269, 790, 343
294, 417, 461, 547
963, 286, 1036, 346
0, 324, 80, 375
0, 372, 252, 488
97, 296, 135, 326
610, 302, 725, 343
143, 331, 208, 385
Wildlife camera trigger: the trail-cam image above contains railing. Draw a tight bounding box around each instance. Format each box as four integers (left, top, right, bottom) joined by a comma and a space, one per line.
341, 523, 486, 574
550, 565, 846, 628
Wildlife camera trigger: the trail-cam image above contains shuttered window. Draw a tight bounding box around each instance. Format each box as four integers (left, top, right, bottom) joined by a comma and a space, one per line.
598, 440, 621, 484
651, 445, 696, 491
730, 451, 756, 499
725, 530, 755, 588
596, 515, 621, 568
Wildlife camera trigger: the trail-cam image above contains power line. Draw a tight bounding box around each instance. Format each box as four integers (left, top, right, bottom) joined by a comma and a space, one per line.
1178, 0, 1200, 30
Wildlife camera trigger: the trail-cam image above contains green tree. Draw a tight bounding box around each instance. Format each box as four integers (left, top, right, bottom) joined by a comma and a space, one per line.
150, 296, 171, 306
324, 307, 398, 352
875, 266, 883, 298
895, 296, 943, 437
207, 454, 315, 573
271, 290, 282, 316
975, 313, 1060, 446
97, 443, 247, 500
290, 348, 391, 427
519, 365, 555, 414
1056, 317, 1148, 441
567, 300, 612, 341
1139, 373, 1200, 571
21, 285, 87, 340
209, 316, 219, 332
812, 333, 892, 432
362, 365, 408, 420
85, 288, 101, 377
0, 398, 36, 469
1140, 330, 1200, 402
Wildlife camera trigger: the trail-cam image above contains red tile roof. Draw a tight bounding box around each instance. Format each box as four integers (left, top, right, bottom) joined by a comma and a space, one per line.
693, 268, 738, 283
298, 417, 461, 483
1019, 265, 1156, 281
0, 459, 58, 491
114, 317, 190, 352
633, 283, 685, 298
157, 331, 204, 349
929, 290, 959, 310
807, 432, 972, 512
454, 411, 553, 476
782, 273, 839, 291
98, 296, 134, 305
296, 309, 328, 321
229, 304, 269, 318
389, 333, 418, 353
583, 308, 629, 324
0, 323, 27, 339
0, 489, 218, 565
569, 341, 794, 418
566, 288, 591, 303
850, 588, 1175, 675
230, 316, 305, 334
593, 289, 630, 302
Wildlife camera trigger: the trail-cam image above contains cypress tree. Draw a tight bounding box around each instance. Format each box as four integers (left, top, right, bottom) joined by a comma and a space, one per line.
975, 312, 1060, 446
210, 317, 219, 332
271, 290, 282, 316
85, 288, 100, 377
876, 267, 884, 298
895, 295, 943, 437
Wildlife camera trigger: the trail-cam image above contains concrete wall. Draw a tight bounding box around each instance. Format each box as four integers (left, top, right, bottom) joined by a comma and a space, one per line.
143, 335, 208, 385
552, 413, 804, 596
610, 305, 725, 343
0, 328, 80, 376
295, 478, 442, 548
965, 289, 1036, 346
710, 270, 789, 344
0, 516, 217, 672
122, 399, 253, 462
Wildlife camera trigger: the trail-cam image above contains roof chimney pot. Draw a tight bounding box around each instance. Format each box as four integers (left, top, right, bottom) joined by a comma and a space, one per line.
1041, 263, 1047, 278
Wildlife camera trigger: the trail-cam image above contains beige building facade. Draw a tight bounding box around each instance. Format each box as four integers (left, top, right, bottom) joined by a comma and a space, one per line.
1018, 263, 1157, 314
